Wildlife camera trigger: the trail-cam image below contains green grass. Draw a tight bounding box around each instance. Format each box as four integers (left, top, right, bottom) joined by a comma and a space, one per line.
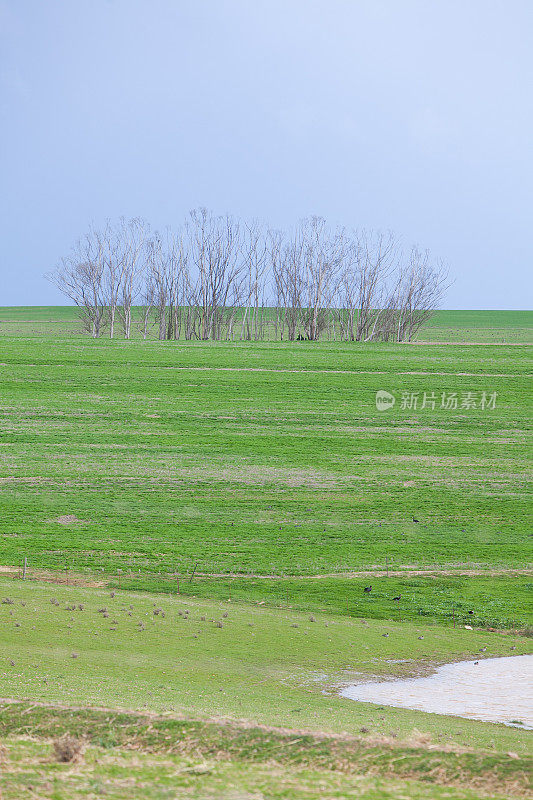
0, 329, 531, 585
422, 310, 533, 342
0, 307, 531, 798
1, 703, 531, 799
0, 306, 531, 341
0, 308, 531, 632
111, 573, 533, 630
0, 578, 531, 751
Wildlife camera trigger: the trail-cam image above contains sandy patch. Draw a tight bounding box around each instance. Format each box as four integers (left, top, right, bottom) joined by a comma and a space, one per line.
54, 515, 89, 525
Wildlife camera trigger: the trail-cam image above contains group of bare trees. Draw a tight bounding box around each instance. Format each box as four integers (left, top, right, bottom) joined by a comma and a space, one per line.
47, 209, 448, 342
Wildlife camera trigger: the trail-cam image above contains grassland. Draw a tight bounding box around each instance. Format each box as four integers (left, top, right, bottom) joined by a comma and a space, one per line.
0, 306, 532, 341
1, 705, 530, 800
0, 312, 531, 606
0, 578, 531, 798
0, 307, 531, 798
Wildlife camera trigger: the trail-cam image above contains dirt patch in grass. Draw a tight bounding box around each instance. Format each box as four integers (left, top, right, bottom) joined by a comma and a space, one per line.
0, 565, 104, 587
168, 465, 341, 488
0, 476, 44, 485
54, 515, 89, 525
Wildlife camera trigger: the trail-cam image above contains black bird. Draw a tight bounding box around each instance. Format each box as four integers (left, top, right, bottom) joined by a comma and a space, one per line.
392, 595, 401, 601
412, 517, 419, 523
363, 586, 372, 594
468, 610, 474, 615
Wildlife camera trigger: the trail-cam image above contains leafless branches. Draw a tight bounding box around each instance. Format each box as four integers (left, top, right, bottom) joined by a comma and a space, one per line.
47, 210, 449, 342
46, 226, 106, 337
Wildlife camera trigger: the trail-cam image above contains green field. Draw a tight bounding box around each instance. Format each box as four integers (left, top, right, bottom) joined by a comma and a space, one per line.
0, 578, 531, 799
0, 307, 531, 799
1, 306, 532, 342
1, 312, 531, 590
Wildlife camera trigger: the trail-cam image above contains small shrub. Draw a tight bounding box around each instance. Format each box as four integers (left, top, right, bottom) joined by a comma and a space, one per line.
52, 735, 85, 763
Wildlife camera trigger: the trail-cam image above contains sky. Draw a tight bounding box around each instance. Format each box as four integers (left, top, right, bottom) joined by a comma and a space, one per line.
1, 0, 532, 308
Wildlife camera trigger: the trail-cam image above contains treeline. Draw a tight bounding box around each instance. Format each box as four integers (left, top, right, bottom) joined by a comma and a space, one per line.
47, 209, 449, 342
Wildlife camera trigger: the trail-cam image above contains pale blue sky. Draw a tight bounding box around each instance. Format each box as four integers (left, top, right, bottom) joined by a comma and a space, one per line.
1, 0, 532, 307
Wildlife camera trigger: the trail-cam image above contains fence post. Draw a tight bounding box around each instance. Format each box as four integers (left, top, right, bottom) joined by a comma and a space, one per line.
22, 557, 27, 580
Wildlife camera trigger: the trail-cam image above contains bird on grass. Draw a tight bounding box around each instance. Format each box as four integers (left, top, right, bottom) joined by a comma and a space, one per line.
468, 610, 474, 615
363, 586, 372, 594
392, 595, 401, 601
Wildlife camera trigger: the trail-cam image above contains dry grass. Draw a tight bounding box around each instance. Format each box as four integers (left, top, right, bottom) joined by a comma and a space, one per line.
52, 734, 85, 763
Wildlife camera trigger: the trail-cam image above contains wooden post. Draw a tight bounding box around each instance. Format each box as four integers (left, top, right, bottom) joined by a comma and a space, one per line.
176, 576, 180, 594
386, 556, 388, 577
189, 562, 197, 583
452, 604, 455, 629
22, 557, 27, 580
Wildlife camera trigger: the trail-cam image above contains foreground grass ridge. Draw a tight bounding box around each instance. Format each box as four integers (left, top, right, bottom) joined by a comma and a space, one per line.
1, 700, 532, 799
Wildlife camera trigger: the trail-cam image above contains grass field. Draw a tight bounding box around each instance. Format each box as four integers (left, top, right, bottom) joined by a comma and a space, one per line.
0, 307, 531, 798
0, 578, 531, 798
0, 306, 532, 342
2, 704, 530, 800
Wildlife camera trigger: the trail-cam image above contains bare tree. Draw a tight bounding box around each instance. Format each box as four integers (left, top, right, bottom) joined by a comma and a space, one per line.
47, 227, 106, 337
48, 210, 450, 344
144, 228, 188, 340
393, 248, 449, 341
146, 232, 171, 340
99, 221, 122, 338
186, 208, 245, 341
138, 268, 156, 339
270, 226, 306, 341
301, 217, 346, 341
114, 218, 149, 339
240, 221, 268, 341
353, 230, 398, 341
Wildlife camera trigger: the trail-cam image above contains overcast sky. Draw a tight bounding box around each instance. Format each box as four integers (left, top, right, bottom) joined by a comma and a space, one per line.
1, 0, 532, 308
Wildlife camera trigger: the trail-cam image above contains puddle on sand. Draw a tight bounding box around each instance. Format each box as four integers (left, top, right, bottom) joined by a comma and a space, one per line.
340, 654, 533, 728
